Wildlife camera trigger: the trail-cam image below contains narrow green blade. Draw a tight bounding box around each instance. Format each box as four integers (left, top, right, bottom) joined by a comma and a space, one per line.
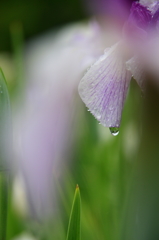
0, 69, 11, 171
66, 185, 81, 240
0, 172, 8, 240
0, 69, 11, 240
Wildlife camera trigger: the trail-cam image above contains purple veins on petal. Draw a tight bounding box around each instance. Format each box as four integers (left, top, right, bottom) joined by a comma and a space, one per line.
129, 2, 152, 29
78, 43, 131, 128
150, 2, 159, 27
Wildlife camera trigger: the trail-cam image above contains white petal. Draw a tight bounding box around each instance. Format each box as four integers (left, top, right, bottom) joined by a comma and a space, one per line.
78, 43, 131, 128
139, 0, 159, 10
126, 56, 144, 90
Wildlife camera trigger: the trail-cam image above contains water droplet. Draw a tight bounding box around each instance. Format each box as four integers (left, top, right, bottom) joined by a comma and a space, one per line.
92, 108, 101, 120
96, 114, 101, 120
104, 48, 109, 53
95, 55, 106, 65
109, 127, 119, 136
109, 106, 113, 111
126, 65, 131, 71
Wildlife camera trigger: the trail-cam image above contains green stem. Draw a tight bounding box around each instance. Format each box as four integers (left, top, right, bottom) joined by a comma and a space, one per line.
0, 171, 8, 240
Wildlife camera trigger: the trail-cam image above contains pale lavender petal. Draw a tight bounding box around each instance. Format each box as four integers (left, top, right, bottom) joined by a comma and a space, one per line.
14, 22, 105, 219
78, 43, 131, 128
126, 57, 145, 90
140, 0, 159, 9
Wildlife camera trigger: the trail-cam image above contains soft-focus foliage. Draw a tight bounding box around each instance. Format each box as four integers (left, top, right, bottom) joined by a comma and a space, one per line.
66, 185, 81, 240
0, 1, 151, 240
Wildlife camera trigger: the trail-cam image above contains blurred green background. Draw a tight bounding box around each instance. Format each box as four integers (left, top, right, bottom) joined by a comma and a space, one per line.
0, 0, 86, 51
0, 1, 143, 240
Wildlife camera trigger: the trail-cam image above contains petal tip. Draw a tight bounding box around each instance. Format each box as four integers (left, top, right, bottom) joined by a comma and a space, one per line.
78, 43, 131, 128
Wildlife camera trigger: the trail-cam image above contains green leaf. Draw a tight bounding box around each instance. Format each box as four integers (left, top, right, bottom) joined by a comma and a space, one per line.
66, 185, 81, 240
0, 69, 11, 171
0, 172, 9, 240
0, 69, 11, 240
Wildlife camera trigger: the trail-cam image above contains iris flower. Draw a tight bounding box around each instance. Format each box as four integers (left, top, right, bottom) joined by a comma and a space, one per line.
14, 22, 107, 219
78, 0, 159, 135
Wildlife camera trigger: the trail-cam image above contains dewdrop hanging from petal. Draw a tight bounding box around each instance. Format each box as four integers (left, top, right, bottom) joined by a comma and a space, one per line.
78, 0, 159, 136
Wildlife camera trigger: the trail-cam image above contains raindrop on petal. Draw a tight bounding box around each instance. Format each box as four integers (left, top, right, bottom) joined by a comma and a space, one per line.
96, 114, 101, 120
109, 127, 119, 136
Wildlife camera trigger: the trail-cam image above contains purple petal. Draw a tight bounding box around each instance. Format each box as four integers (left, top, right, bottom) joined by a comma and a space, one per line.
149, 2, 159, 27
123, 2, 151, 44
129, 2, 152, 29
85, 0, 134, 20
78, 43, 131, 128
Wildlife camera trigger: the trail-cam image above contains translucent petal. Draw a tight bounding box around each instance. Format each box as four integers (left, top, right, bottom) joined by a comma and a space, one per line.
78, 43, 131, 128
126, 56, 144, 90
139, 0, 157, 7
